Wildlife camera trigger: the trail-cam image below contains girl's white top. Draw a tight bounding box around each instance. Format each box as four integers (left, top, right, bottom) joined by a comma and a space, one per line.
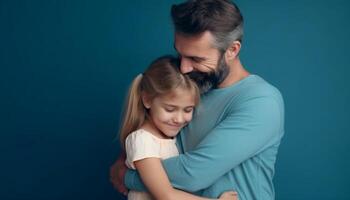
125, 129, 179, 200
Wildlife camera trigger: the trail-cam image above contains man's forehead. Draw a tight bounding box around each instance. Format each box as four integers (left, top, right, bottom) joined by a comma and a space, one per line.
176, 32, 216, 46
174, 32, 215, 54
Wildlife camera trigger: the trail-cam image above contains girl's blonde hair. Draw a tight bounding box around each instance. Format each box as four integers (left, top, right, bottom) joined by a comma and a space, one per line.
119, 55, 200, 149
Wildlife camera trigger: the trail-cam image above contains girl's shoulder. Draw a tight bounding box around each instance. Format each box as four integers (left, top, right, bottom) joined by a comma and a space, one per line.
125, 129, 163, 169
127, 129, 176, 143
127, 129, 158, 141
125, 129, 163, 148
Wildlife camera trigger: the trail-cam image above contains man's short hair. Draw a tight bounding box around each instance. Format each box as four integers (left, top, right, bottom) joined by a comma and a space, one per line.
171, 0, 244, 51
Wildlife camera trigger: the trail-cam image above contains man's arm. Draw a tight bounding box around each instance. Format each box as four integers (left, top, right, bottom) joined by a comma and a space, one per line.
134, 157, 237, 200
126, 95, 284, 192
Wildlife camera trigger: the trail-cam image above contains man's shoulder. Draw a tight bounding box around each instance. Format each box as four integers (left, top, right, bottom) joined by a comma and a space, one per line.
238, 75, 283, 101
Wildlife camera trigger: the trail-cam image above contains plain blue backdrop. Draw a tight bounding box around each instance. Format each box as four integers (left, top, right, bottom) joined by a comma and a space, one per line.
1, 0, 349, 199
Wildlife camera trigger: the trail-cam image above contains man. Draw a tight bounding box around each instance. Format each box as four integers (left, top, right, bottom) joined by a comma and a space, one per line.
111, 0, 284, 199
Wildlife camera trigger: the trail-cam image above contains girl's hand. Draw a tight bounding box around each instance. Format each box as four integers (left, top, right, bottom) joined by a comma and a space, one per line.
218, 191, 238, 200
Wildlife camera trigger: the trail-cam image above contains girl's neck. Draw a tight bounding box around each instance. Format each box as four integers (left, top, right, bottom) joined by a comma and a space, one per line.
140, 120, 171, 139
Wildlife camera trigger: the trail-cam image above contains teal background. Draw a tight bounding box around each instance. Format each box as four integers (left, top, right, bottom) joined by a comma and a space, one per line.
1, 0, 349, 199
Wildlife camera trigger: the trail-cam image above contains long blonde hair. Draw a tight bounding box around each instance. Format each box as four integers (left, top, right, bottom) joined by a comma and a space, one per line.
119, 55, 200, 149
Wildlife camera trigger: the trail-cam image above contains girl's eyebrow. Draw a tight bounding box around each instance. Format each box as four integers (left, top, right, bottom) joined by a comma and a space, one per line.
162, 103, 176, 107
162, 103, 195, 108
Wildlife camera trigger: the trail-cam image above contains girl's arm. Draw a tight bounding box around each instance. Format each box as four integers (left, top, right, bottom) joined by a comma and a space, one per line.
134, 157, 237, 200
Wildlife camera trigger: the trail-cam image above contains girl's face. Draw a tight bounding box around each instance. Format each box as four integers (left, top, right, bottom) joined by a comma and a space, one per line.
145, 88, 196, 138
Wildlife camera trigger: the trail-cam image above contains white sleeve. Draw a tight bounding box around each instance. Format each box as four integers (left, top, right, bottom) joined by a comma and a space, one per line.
125, 130, 161, 169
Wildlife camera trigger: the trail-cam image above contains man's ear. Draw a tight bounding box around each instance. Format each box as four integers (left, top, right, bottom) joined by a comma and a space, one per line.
225, 40, 241, 61
142, 93, 151, 109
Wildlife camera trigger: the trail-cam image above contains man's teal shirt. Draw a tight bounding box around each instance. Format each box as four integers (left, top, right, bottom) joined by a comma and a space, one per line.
125, 75, 284, 200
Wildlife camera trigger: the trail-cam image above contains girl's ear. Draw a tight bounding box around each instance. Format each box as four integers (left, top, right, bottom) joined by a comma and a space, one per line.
142, 93, 151, 109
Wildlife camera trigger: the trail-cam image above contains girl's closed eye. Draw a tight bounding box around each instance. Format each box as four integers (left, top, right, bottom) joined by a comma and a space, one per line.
164, 107, 175, 112
184, 107, 194, 113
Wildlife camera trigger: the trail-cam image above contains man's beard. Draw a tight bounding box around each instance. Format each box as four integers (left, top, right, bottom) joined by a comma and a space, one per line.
188, 54, 229, 94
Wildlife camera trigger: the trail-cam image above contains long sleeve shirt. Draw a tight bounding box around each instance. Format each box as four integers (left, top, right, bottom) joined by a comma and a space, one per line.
125, 75, 285, 200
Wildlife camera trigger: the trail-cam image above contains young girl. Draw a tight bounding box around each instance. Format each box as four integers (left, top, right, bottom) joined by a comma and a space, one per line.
119, 55, 237, 200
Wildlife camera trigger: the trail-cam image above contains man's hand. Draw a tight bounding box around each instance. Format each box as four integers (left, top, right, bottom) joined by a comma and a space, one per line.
219, 191, 238, 200
110, 153, 128, 196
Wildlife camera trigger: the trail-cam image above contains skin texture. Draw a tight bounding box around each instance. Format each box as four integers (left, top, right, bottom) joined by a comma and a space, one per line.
141, 88, 195, 139
175, 32, 222, 74
175, 31, 249, 89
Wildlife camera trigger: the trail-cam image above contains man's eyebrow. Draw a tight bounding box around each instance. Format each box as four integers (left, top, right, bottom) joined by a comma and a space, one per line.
173, 44, 206, 61
190, 56, 205, 61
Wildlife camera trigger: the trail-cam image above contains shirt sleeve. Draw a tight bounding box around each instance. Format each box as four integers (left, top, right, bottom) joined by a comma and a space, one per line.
125, 95, 284, 192
125, 130, 161, 169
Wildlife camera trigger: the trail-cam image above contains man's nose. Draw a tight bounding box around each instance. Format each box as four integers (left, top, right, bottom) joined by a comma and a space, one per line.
180, 58, 193, 74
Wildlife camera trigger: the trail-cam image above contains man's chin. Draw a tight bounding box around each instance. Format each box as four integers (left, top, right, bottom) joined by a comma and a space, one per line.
197, 82, 214, 94
188, 72, 218, 93
194, 78, 216, 93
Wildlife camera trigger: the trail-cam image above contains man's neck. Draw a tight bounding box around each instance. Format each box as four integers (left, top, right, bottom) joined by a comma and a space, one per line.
219, 58, 250, 88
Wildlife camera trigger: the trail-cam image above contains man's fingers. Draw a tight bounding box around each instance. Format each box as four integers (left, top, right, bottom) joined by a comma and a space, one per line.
227, 192, 237, 196
229, 191, 238, 200
231, 191, 238, 195
116, 184, 128, 196
110, 153, 128, 195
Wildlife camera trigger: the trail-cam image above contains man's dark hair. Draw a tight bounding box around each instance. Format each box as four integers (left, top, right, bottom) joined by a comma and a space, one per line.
171, 0, 244, 51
